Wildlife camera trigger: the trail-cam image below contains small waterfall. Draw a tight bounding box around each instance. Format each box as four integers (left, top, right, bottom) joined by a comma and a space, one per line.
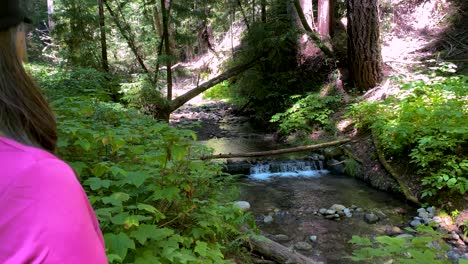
249, 160, 328, 180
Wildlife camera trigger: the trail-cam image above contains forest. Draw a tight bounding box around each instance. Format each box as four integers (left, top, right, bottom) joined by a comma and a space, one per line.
18, 0, 468, 263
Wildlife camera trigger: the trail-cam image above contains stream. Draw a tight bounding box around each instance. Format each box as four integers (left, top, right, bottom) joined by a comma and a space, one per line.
175, 102, 416, 263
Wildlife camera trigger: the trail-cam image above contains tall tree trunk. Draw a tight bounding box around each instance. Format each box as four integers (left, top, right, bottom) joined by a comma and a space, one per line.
317, 0, 330, 39
329, 0, 336, 37
261, 0, 266, 22
292, 0, 334, 58
153, 4, 163, 38
97, 0, 109, 72
300, 0, 314, 29
160, 0, 173, 100
347, 0, 383, 92
47, 0, 55, 31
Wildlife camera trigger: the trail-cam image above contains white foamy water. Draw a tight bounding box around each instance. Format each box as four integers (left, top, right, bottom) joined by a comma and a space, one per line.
249, 161, 329, 180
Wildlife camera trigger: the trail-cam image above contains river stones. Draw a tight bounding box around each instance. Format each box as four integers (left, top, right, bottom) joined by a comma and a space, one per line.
319, 208, 328, 214
272, 234, 291, 242
294, 242, 312, 251
385, 226, 404, 236
330, 204, 346, 212
309, 235, 318, 242
364, 213, 380, 224
233, 201, 251, 211
325, 209, 337, 215
263, 214, 273, 224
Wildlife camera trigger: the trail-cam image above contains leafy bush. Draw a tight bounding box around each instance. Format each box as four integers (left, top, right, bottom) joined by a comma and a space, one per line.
270, 93, 340, 135
348, 225, 451, 263
29, 65, 254, 263
51, 97, 252, 263
26, 63, 118, 101
348, 73, 468, 198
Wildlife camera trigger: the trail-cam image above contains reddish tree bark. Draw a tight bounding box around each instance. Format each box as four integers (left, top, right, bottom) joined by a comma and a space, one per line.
317, 0, 330, 39
347, 0, 383, 92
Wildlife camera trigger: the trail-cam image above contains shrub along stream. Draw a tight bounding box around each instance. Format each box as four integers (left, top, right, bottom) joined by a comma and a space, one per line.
29, 64, 254, 263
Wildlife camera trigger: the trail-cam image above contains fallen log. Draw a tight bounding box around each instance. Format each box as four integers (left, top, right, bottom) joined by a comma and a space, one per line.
200, 138, 352, 160
246, 233, 322, 264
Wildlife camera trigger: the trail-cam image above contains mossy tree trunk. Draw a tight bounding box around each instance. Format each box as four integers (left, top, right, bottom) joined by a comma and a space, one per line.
347, 0, 383, 92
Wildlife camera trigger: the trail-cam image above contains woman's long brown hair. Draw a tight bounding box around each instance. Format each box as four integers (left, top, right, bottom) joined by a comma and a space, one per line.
0, 26, 57, 152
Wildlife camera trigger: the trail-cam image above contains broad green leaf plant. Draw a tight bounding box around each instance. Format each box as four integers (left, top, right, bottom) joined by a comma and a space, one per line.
348, 69, 468, 200
31, 64, 254, 263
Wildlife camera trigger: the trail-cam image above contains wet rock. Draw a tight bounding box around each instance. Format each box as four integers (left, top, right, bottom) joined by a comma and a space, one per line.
417, 208, 426, 214
418, 211, 430, 219
319, 208, 328, 214
325, 209, 336, 215
294, 242, 313, 251
330, 204, 346, 212
351, 205, 358, 210
385, 226, 404, 236
233, 201, 250, 211
410, 219, 422, 227
343, 208, 353, 217
364, 213, 380, 224
309, 235, 317, 242
263, 214, 273, 224
272, 234, 291, 242
426, 206, 436, 217
355, 208, 363, 212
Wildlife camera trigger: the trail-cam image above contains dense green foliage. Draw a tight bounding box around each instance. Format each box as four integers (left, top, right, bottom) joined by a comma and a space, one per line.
348, 71, 468, 199
222, 1, 304, 124
30, 64, 253, 263
270, 93, 340, 135
348, 225, 453, 263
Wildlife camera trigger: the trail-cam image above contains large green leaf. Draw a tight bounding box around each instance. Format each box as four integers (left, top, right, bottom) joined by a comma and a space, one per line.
104, 232, 135, 261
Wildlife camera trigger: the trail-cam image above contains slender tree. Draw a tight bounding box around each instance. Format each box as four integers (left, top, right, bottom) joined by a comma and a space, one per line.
347, 0, 383, 91
160, 0, 173, 101
261, 0, 266, 22
47, 0, 55, 31
97, 0, 108, 72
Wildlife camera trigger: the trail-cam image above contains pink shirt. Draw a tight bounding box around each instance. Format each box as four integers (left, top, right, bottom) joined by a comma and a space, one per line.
0, 136, 107, 263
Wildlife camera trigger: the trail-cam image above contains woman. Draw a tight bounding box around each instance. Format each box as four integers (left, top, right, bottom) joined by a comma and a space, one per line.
0, 1, 107, 263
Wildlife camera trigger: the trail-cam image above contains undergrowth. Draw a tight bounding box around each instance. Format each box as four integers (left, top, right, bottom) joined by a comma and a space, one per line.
348, 67, 468, 200
29, 64, 255, 263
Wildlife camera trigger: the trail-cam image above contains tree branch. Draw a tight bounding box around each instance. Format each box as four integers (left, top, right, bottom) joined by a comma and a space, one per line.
169, 57, 260, 112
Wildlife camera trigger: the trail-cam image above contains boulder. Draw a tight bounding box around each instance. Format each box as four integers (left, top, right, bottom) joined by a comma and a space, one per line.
233, 201, 251, 211
319, 208, 328, 214
330, 204, 346, 212
294, 242, 312, 251
364, 213, 380, 224
410, 219, 422, 227
325, 209, 337, 215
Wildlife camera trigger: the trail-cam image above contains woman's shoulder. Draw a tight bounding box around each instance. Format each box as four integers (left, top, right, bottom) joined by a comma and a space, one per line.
0, 136, 57, 162
0, 136, 70, 188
